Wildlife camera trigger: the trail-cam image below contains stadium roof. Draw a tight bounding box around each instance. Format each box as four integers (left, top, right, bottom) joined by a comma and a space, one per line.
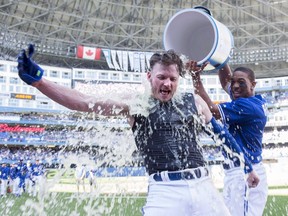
0, 0, 288, 78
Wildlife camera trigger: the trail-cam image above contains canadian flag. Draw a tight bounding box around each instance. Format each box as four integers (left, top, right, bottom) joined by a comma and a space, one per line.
77, 45, 102, 60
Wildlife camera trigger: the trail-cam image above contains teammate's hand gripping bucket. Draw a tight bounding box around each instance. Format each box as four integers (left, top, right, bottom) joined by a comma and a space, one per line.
163, 6, 234, 71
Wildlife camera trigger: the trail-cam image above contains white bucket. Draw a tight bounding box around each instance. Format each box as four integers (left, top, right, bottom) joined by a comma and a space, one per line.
163, 8, 234, 71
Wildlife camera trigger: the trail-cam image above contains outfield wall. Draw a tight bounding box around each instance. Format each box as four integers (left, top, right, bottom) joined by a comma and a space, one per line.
47, 158, 288, 195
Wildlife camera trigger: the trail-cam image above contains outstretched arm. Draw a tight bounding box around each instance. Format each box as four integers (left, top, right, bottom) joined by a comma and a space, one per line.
33, 78, 130, 116
209, 117, 252, 172
17, 44, 130, 118
209, 117, 259, 188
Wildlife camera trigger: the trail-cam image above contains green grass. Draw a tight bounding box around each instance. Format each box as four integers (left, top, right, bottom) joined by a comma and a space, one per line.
0, 193, 145, 216
264, 196, 288, 216
2, 169, 285, 215
0, 193, 286, 216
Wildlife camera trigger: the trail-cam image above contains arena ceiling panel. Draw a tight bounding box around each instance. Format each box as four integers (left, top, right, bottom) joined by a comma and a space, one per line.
0, 0, 287, 78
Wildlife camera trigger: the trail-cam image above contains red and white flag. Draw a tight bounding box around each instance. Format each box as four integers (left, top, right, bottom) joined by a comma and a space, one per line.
77, 45, 102, 60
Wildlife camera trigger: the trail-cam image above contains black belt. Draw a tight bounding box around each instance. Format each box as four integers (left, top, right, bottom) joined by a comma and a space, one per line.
153, 167, 209, 182
222, 158, 241, 170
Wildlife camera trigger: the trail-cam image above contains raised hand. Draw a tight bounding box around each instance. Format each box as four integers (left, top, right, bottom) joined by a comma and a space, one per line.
17, 44, 44, 85
185, 60, 209, 76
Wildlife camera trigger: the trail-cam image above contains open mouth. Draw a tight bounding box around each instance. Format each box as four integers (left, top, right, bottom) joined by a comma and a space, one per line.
160, 89, 171, 95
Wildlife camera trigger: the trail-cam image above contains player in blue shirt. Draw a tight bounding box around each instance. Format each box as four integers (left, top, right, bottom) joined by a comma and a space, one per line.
17, 159, 28, 196
189, 61, 268, 216
0, 163, 10, 196
9, 162, 19, 196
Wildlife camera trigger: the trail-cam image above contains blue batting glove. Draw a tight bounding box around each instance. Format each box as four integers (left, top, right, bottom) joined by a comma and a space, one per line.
17, 44, 44, 85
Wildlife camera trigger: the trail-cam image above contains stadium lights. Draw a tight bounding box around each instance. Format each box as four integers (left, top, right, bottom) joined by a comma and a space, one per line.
230, 47, 288, 64
0, 32, 287, 65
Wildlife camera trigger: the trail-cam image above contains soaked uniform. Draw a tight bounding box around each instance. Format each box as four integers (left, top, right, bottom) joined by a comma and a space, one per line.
132, 93, 230, 216
218, 93, 268, 216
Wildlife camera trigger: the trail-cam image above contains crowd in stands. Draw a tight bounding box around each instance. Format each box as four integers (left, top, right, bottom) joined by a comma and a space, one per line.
1, 125, 287, 146
0, 91, 287, 176
261, 91, 288, 105
0, 147, 60, 165
0, 126, 287, 170
0, 130, 68, 145
262, 146, 288, 159
0, 112, 128, 125
263, 130, 288, 145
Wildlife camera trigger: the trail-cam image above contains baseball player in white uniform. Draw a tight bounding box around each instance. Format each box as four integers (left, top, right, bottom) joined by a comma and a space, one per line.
75, 164, 86, 193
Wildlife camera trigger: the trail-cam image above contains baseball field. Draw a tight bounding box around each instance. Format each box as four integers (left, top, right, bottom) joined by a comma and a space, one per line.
0, 191, 287, 215
0, 158, 287, 216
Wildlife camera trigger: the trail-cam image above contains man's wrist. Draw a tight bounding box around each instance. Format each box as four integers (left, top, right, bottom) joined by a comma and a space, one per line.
32, 78, 44, 88
192, 75, 201, 94
192, 73, 201, 85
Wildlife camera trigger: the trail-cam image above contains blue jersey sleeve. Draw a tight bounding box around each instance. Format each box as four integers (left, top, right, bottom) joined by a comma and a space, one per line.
218, 98, 257, 125
209, 117, 253, 173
